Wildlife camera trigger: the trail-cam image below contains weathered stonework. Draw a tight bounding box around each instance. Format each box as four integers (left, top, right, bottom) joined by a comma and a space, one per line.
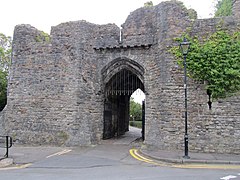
233, 0, 240, 16
1, 0, 239, 154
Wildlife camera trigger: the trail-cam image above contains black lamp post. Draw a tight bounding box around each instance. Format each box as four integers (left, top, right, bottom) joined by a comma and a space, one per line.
180, 37, 191, 159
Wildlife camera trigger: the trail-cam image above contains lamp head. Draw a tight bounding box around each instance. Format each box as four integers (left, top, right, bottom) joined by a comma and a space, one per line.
180, 37, 190, 56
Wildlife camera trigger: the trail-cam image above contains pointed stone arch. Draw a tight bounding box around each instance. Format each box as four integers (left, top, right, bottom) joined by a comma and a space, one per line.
101, 57, 145, 89
101, 57, 145, 139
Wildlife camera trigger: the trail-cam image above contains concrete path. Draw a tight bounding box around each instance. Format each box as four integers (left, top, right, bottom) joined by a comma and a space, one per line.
101, 126, 142, 145
140, 148, 240, 165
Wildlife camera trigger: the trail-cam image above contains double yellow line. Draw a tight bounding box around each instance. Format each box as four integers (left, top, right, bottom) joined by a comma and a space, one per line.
129, 148, 167, 167
129, 148, 240, 170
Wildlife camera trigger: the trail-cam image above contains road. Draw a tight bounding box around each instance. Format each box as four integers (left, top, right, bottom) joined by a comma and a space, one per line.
0, 127, 239, 180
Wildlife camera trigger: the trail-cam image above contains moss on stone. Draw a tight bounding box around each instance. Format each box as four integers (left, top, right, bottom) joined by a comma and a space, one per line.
35, 31, 50, 43
57, 131, 69, 145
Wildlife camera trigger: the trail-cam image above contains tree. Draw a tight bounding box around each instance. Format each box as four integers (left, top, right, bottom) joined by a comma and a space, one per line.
214, 0, 233, 17
0, 70, 7, 111
0, 33, 12, 111
130, 98, 142, 121
0, 33, 12, 72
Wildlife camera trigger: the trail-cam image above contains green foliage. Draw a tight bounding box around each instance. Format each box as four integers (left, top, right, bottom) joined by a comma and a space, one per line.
35, 31, 50, 42
130, 98, 142, 121
0, 33, 11, 111
56, 131, 69, 145
187, 8, 197, 20
144, 1, 153, 7
215, 0, 233, 17
0, 70, 7, 111
171, 31, 240, 99
0, 33, 12, 72
130, 121, 142, 129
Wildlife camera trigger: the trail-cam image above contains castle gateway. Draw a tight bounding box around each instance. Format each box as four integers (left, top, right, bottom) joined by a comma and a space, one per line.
1, 1, 239, 154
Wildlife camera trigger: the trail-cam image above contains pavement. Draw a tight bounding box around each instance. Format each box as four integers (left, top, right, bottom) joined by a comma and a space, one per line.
0, 126, 240, 168
140, 148, 240, 165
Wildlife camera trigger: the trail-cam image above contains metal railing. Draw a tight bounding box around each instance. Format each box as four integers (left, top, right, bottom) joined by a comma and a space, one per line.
0, 136, 13, 158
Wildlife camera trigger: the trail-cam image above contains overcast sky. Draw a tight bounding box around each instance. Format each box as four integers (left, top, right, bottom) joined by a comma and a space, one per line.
1, 0, 216, 37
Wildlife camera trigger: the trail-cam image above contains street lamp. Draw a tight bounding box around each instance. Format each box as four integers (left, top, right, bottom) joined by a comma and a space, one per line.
180, 37, 191, 159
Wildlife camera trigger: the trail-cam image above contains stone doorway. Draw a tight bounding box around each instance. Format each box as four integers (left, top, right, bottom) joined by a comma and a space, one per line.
102, 59, 145, 140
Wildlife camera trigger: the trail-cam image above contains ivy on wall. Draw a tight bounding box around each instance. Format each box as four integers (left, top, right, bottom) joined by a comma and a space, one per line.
171, 30, 240, 100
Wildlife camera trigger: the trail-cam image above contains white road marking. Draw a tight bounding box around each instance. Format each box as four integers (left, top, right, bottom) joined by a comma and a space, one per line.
220, 175, 237, 180
46, 149, 72, 158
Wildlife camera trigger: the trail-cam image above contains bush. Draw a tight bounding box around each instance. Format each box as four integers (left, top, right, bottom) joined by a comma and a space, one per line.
130, 121, 142, 129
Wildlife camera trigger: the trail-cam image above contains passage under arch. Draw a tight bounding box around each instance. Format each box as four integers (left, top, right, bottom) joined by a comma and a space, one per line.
102, 57, 145, 139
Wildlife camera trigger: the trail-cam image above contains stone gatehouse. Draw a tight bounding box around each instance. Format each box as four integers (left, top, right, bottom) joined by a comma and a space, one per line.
1, 1, 239, 154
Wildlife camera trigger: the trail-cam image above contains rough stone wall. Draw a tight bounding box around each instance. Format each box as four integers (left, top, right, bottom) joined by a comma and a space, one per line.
1, 1, 239, 154
182, 16, 240, 154
5, 22, 106, 145
233, 0, 240, 17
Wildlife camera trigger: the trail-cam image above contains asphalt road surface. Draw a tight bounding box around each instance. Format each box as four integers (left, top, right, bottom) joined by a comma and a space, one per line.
0, 127, 239, 180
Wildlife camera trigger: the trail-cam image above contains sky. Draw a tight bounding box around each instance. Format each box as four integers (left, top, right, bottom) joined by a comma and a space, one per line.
0, 0, 216, 37
0, 0, 216, 104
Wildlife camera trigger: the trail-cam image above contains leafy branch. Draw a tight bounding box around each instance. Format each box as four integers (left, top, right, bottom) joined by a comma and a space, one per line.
171, 31, 240, 100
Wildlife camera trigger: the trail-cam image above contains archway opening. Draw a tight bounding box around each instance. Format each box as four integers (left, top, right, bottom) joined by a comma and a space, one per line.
103, 68, 145, 140
129, 88, 145, 138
